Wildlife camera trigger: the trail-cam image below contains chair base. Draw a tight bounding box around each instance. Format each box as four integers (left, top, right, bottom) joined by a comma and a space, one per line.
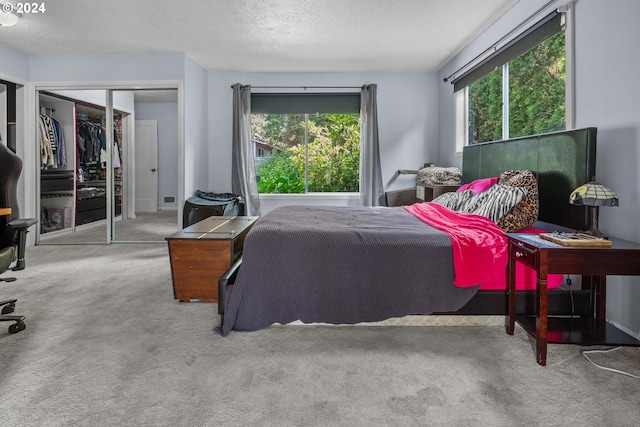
0, 300, 26, 333
1, 299, 17, 314
0, 314, 26, 333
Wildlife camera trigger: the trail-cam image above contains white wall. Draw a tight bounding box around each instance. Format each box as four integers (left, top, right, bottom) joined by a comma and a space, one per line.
29, 53, 185, 82
207, 71, 437, 213
0, 44, 30, 82
134, 102, 179, 209
573, 0, 640, 337
182, 55, 209, 201
437, 0, 640, 336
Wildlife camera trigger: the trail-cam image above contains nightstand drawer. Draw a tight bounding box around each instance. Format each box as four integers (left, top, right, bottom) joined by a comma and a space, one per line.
510, 241, 536, 268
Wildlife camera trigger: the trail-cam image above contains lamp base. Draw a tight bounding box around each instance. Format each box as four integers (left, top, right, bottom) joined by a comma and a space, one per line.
583, 206, 608, 239
582, 227, 608, 239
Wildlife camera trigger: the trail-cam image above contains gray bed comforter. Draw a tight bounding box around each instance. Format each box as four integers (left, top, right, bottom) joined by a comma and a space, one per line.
219, 205, 479, 335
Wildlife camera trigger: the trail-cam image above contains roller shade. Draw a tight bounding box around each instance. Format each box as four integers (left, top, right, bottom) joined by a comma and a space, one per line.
251, 93, 361, 114
453, 11, 563, 92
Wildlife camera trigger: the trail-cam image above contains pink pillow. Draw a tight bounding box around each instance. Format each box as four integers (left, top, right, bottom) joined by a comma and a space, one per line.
457, 177, 499, 194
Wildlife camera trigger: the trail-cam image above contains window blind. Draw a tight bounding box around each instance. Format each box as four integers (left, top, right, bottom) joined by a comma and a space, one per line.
251, 93, 360, 114
452, 11, 563, 92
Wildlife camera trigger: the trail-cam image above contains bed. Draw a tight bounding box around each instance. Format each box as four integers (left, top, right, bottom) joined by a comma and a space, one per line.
218, 127, 597, 335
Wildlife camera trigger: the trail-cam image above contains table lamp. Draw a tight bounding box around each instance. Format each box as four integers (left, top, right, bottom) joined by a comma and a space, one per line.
569, 179, 618, 238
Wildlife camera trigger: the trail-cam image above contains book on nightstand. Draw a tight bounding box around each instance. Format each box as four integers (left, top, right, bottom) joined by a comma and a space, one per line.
539, 232, 612, 247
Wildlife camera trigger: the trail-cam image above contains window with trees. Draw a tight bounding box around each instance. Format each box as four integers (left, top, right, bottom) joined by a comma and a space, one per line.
250, 93, 360, 194
454, 12, 566, 148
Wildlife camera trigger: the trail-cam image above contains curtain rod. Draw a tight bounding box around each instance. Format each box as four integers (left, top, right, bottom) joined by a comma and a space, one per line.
230, 85, 363, 89
443, 0, 558, 83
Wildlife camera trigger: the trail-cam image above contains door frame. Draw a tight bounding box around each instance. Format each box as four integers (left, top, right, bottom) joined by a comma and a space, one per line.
28, 80, 184, 244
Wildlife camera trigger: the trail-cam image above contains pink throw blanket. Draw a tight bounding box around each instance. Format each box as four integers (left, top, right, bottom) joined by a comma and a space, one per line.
404, 202, 507, 287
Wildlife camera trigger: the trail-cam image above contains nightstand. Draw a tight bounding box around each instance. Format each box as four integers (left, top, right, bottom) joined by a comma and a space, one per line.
415, 183, 461, 202
505, 233, 640, 365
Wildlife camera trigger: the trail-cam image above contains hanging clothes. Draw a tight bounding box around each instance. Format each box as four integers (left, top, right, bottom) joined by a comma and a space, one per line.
76, 119, 105, 165
51, 117, 66, 166
76, 113, 123, 181
100, 143, 123, 169
39, 113, 66, 169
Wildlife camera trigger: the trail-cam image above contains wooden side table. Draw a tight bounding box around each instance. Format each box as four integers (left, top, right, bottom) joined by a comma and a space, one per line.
415, 184, 461, 202
166, 216, 257, 302
505, 233, 640, 365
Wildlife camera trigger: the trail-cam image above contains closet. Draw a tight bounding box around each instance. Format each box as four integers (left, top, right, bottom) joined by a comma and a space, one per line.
38, 92, 127, 239
75, 106, 123, 225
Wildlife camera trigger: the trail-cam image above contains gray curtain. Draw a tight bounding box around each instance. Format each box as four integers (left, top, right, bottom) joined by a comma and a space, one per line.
359, 84, 385, 206
231, 83, 261, 216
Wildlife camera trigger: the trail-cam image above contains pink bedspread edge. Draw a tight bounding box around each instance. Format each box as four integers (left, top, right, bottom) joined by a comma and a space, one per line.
403, 202, 563, 290
403, 202, 507, 288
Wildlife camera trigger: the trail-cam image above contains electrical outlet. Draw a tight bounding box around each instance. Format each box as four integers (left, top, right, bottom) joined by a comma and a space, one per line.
164, 196, 175, 203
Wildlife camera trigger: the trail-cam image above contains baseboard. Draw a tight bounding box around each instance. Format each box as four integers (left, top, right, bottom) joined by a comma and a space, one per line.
608, 319, 640, 340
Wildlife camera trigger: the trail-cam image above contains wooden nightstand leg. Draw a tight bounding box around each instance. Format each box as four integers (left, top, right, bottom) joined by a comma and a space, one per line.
535, 274, 548, 366
594, 275, 607, 320
583, 275, 595, 318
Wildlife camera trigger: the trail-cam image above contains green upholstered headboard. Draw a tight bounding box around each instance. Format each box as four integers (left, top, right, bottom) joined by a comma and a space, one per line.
462, 128, 597, 231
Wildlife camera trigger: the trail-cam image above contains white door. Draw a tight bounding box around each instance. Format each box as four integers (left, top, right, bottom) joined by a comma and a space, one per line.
134, 120, 158, 213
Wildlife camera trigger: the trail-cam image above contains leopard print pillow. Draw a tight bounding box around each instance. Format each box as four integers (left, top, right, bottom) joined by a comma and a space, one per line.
496, 170, 539, 232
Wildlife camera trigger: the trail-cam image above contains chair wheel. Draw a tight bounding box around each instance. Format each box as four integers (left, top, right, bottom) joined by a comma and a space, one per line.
1, 304, 15, 314
8, 320, 25, 334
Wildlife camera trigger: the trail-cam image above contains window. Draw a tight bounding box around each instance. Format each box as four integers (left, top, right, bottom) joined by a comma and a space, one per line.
508, 32, 566, 138
250, 93, 360, 194
454, 11, 566, 148
468, 67, 504, 144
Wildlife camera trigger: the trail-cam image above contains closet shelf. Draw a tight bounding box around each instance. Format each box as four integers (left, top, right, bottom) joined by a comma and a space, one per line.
41, 192, 74, 198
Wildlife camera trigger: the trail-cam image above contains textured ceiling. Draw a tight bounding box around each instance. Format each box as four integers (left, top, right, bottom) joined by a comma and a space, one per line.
0, 0, 517, 72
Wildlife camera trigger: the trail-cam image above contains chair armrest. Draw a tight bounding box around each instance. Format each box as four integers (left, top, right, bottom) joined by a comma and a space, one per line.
8, 218, 37, 271
8, 218, 37, 230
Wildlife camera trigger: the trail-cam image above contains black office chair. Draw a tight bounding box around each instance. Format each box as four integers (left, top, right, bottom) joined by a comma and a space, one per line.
0, 143, 37, 334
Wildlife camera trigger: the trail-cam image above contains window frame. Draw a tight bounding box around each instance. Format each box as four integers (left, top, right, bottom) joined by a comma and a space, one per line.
453, 6, 574, 154
454, 88, 468, 155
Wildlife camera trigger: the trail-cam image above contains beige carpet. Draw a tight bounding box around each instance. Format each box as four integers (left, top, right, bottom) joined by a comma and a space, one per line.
1, 239, 639, 426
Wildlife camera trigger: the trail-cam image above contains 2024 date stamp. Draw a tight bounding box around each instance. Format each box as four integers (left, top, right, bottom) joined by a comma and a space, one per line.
2, 2, 46, 14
